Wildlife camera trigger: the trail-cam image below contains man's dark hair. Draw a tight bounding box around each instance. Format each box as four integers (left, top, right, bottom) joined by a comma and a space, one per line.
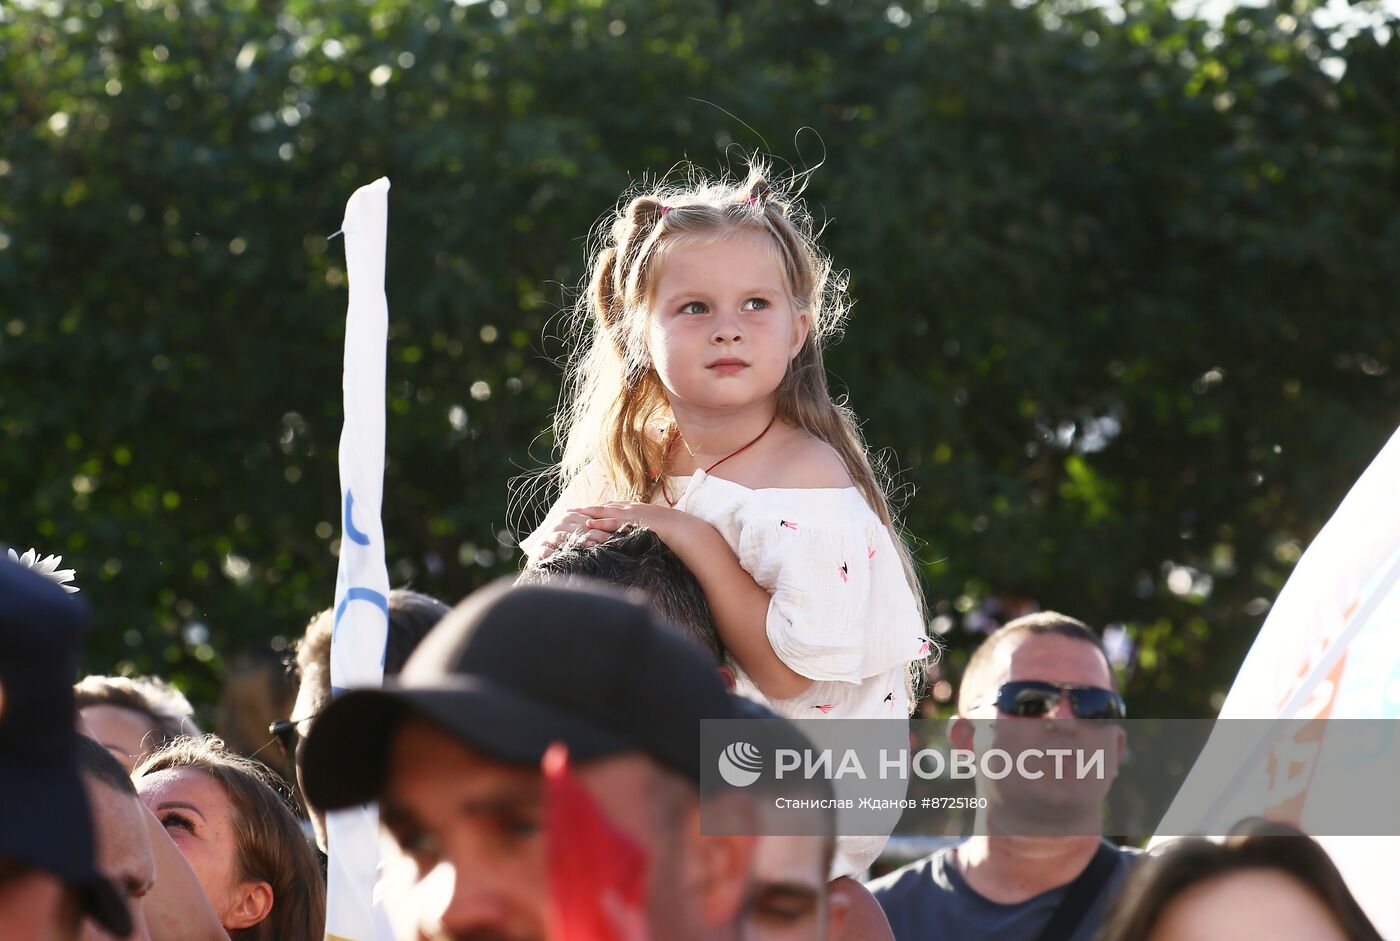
74, 733, 137, 796
517, 526, 724, 663
958, 611, 1116, 714
381, 591, 453, 675
294, 588, 451, 711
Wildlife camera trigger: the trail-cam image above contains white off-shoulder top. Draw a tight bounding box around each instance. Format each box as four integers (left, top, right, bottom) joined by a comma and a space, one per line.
524, 467, 930, 877
665, 470, 929, 721
672, 471, 929, 879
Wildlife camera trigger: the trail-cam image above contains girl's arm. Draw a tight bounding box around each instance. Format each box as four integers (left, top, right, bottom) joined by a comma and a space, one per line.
578, 503, 815, 701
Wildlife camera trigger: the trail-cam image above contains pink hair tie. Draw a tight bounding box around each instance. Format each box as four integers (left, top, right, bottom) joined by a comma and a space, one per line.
659, 205, 672, 215
743, 195, 757, 205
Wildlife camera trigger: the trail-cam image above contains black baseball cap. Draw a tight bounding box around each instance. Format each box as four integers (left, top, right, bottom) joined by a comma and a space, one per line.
303, 580, 739, 810
0, 558, 132, 936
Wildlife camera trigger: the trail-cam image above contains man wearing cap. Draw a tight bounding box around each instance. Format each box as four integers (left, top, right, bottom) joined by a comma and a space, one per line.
519, 530, 894, 941
0, 559, 133, 940
303, 581, 758, 941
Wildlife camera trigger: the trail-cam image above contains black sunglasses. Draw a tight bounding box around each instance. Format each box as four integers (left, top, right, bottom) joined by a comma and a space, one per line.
981, 680, 1126, 721
268, 710, 322, 759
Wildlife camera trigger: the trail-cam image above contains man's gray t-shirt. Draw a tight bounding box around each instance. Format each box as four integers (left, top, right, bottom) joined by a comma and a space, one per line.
866, 840, 1138, 941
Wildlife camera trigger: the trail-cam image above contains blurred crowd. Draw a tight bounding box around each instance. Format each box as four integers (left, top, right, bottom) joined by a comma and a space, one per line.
1, 532, 1385, 941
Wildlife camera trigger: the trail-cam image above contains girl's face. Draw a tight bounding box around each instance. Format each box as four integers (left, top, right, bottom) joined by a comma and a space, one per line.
137, 767, 268, 931
645, 230, 809, 416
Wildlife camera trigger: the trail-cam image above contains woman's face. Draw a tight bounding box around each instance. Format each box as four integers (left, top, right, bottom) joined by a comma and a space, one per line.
1148, 869, 1348, 941
136, 767, 261, 930
79, 704, 164, 771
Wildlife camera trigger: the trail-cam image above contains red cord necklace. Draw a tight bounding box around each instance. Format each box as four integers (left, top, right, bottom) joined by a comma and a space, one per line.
658, 413, 778, 507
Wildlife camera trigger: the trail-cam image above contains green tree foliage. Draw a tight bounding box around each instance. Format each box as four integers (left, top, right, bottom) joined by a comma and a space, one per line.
2, 0, 1396, 716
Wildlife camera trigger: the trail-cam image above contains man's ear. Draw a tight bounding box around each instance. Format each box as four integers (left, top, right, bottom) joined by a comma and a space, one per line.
716, 665, 737, 690
827, 886, 851, 941
1108, 723, 1128, 783
828, 877, 893, 941
223, 880, 274, 930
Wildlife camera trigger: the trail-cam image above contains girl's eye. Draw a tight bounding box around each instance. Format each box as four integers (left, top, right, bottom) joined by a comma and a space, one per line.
742, 297, 770, 311
678, 301, 707, 315
160, 812, 196, 834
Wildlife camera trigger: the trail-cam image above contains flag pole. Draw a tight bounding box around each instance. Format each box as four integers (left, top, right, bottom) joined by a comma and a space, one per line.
325, 177, 392, 941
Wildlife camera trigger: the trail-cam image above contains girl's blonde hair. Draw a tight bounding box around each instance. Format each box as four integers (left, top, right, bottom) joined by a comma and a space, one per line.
554, 161, 926, 622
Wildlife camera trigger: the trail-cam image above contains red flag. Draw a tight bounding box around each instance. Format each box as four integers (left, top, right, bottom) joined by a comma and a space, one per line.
544, 743, 651, 941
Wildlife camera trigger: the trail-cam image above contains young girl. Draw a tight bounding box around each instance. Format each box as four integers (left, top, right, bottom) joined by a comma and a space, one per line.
522, 163, 930, 874
524, 163, 931, 710
522, 166, 932, 870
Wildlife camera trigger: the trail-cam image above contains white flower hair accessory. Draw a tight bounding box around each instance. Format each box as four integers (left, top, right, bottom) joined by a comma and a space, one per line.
7, 547, 79, 593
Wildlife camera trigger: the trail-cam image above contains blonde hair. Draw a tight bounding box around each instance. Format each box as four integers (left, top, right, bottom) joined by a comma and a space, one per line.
552, 162, 928, 634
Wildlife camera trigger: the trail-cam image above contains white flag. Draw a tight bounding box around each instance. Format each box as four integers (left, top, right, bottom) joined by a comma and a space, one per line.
1155, 424, 1400, 937
325, 177, 392, 941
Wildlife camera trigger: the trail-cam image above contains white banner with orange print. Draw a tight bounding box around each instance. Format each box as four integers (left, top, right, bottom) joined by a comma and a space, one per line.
1155, 424, 1400, 938
325, 177, 393, 941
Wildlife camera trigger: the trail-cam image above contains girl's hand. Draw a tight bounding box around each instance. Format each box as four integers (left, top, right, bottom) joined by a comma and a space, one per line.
570, 502, 812, 700
534, 508, 613, 560
575, 502, 694, 547
583, 502, 813, 700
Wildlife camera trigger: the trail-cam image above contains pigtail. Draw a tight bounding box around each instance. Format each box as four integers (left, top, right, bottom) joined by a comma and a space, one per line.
593, 199, 667, 341
553, 190, 674, 507
741, 175, 773, 206
590, 247, 621, 329
618, 198, 672, 339
627, 196, 670, 227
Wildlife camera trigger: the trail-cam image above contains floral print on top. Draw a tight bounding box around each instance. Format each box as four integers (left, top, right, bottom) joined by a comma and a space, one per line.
666, 468, 930, 720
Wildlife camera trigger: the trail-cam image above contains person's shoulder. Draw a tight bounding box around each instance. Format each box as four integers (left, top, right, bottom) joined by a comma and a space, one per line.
866, 844, 966, 940
765, 431, 853, 489
865, 843, 958, 902
1108, 840, 1142, 873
